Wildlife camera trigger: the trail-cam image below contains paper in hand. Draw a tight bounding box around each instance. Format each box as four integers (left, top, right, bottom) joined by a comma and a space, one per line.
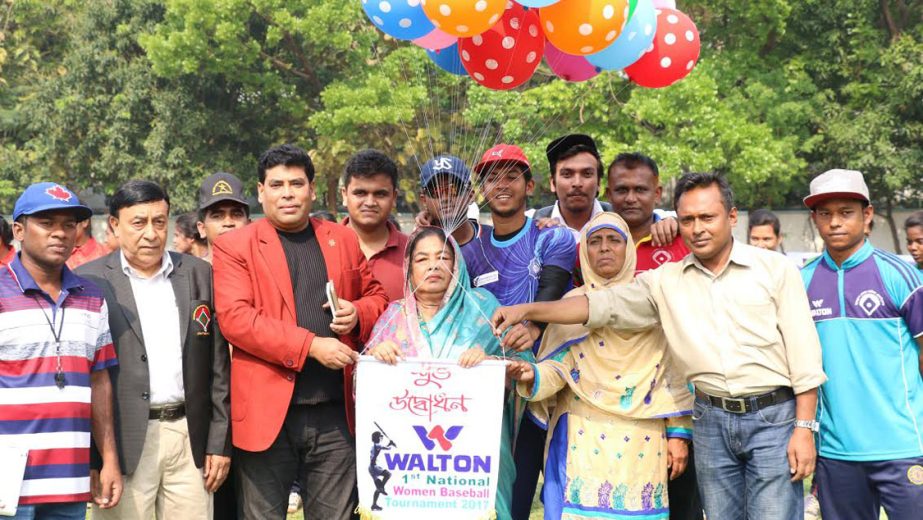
0, 446, 28, 517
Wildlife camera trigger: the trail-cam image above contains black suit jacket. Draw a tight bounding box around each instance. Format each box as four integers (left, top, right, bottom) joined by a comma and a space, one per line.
78, 251, 231, 475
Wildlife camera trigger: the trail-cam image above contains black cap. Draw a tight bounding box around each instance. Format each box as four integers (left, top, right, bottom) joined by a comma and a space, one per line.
546, 134, 600, 173
198, 172, 248, 211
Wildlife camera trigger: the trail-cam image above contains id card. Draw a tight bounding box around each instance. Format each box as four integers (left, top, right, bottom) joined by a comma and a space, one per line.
473, 271, 500, 287
0, 446, 28, 517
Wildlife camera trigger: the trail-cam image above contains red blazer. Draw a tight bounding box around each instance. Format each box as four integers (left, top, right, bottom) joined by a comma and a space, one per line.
212, 218, 388, 452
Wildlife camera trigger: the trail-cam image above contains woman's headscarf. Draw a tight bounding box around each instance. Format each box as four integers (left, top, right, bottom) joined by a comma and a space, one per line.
365, 228, 505, 360
529, 212, 692, 427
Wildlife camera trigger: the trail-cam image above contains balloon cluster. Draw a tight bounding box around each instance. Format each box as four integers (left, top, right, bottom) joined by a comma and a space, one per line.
362, 0, 701, 90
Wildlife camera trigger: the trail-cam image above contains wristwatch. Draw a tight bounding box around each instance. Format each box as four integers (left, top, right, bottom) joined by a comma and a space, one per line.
794, 419, 820, 432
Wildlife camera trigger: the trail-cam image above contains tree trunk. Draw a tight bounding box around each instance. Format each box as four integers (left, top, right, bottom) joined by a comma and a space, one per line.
326, 175, 338, 215
883, 196, 902, 253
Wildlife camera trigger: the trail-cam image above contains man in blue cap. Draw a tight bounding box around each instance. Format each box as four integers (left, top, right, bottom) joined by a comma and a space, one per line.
0, 183, 122, 519
417, 154, 479, 246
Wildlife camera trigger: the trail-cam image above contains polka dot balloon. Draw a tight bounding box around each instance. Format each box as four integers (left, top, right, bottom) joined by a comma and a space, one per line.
421, 0, 507, 38
545, 40, 601, 82
539, 0, 631, 56
458, 2, 545, 90
427, 42, 469, 75
624, 8, 700, 88
362, 0, 436, 41
413, 28, 458, 51
519, 0, 561, 6
586, 0, 657, 71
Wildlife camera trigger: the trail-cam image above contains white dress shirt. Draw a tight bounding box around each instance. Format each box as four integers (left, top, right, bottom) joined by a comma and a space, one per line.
121, 251, 185, 406
550, 200, 606, 241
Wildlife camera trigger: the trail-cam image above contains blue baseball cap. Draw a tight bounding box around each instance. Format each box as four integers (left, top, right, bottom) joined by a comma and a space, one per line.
420, 155, 471, 190
13, 182, 93, 222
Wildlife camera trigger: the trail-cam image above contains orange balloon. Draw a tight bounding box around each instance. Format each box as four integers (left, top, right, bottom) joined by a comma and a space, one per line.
422, 0, 507, 38
540, 0, 630, 56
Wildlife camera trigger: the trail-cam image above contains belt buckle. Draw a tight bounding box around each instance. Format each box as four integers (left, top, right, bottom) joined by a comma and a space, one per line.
721, 397, 747, 414
157, 406, 179, 421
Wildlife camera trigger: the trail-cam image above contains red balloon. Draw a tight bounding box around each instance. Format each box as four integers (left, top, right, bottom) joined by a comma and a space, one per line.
458, 3, 545, 90
624, 8, 700, 89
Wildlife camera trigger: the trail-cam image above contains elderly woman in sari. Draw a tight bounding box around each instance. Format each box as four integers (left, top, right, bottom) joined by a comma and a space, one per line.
508, 212, 693, 520
366, 226, 531, 520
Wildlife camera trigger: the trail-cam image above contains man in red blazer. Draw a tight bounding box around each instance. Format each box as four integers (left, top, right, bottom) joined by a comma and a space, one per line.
212, 144, 388, 520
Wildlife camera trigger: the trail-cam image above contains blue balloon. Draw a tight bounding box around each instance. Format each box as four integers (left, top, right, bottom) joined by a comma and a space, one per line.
587, 0, 658, 71
362, 0, 434, 41
427, 43, 467, 76
518, 0, 561, 6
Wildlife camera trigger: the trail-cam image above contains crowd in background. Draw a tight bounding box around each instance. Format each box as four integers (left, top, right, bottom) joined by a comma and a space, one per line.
1, 137, 922, 520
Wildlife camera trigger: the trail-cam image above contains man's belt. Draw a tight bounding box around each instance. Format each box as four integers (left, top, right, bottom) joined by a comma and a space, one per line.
149, 403, 186, 422
694, 387, 794, 414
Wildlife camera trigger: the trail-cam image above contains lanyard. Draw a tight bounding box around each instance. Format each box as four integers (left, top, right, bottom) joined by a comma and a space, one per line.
32, 295, 66, 389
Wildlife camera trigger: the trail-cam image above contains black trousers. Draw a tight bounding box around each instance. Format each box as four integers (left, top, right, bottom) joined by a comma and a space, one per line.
214, 469, 238, 520
235, 402, 358, 520
510, 416, 547, 520
669, 446, 704, 520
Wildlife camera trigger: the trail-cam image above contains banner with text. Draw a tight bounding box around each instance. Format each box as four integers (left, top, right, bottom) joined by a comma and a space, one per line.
355, 356, 505, 520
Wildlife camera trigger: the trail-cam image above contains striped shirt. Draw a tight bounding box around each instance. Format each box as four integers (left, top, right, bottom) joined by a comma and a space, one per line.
0, 254, 117, 505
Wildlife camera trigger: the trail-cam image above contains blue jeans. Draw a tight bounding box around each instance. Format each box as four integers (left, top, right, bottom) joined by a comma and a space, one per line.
692, 396, 802, 520
7, 502, 86, 520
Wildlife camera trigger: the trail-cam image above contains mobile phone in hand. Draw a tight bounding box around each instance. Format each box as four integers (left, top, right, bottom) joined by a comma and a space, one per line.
325, 281, 340, 312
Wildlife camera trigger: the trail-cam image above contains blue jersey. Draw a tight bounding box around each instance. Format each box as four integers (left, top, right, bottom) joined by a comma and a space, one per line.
460, 218, 577, 307
801, 241, 923, 461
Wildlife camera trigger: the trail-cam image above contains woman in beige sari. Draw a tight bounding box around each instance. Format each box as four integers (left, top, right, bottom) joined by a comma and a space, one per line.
510, 212, 693, 519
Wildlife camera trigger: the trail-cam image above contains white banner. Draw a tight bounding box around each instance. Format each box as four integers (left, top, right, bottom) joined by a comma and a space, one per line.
355, 356, 506, 520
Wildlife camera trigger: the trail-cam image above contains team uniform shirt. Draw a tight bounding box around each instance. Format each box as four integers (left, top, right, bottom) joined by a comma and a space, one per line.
0, 255, 117, 505
635, 213, 690, 275
461, 218, 577, 308
801, 241, 923, 461
65, 237, 107, 270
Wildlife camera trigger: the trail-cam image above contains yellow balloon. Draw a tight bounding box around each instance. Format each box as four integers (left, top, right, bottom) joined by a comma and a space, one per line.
422, 0, 508, 38
540, 0, 630, 55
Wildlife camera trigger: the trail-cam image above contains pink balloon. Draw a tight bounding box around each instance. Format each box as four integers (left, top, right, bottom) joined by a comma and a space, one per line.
413, 28, 458, 51
544, 41, 601, 82
652, 0, 677, 8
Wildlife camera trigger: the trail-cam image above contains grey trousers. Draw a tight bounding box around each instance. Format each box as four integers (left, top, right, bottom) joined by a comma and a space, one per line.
234, 402, 358, 520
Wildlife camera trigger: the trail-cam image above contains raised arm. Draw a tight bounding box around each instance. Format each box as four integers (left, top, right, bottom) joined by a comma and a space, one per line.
493, 272, 660, 341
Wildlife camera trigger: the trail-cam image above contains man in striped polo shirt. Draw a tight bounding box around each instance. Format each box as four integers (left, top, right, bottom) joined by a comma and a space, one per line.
0, 182, 121, 519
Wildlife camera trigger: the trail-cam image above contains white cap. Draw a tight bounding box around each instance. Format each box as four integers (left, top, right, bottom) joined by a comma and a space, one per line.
804, 169, 870, 209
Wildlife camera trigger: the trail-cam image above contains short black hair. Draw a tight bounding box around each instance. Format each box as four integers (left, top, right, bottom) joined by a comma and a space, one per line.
175, 212, 206, 244
197, 201, 251, 224
608, 152, 660, 177
109, 180, 170, 218
0, 216, 12, 246
343, 149, 398, 190
748, 209, 781, 236
258, 144, 315, 183
552, 144, 604, 181
673, 172, 734, 212
904, 210, 923, 231
310, 210, 337, 223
